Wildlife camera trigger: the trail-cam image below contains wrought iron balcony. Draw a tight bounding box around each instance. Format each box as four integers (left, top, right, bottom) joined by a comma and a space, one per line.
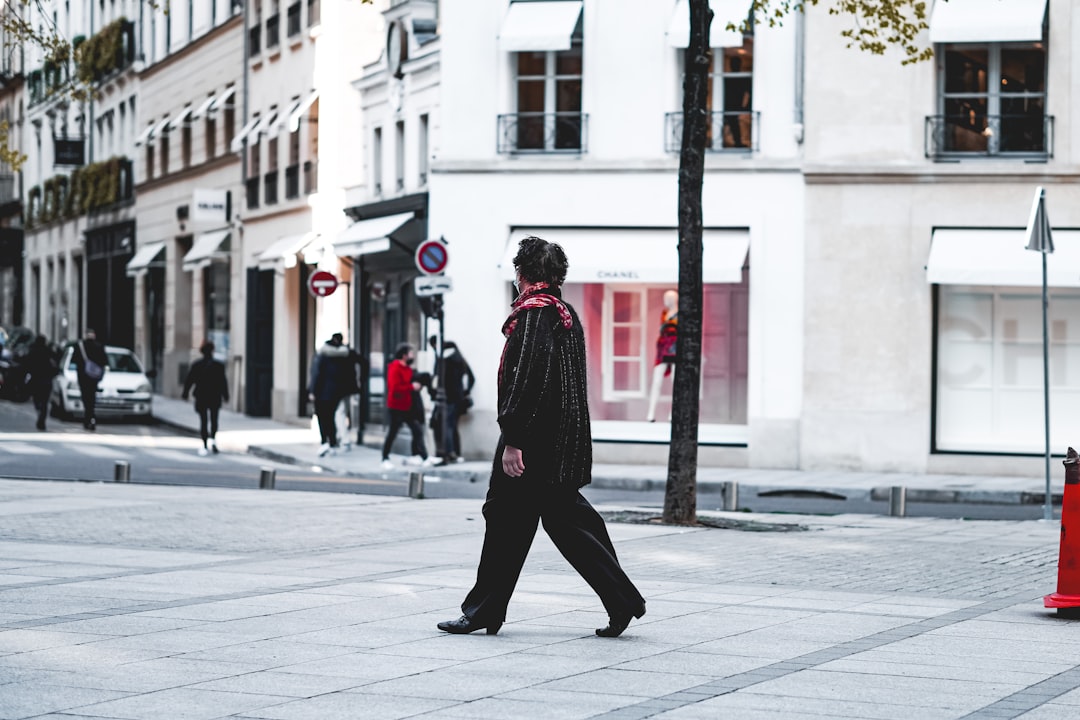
497, 113, 588, 154
925, 114, 1053, 160
664, 111, 760, 153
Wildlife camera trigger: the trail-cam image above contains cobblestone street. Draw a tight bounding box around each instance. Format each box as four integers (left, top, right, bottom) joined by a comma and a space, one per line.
0, 478, 1076, 719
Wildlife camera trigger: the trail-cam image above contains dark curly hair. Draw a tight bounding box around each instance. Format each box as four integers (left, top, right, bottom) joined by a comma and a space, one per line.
512, 236, 569, 287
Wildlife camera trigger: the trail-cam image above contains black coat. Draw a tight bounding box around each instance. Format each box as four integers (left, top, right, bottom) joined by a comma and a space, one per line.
308, 342, 357, 403
436, 349, 475, 403
497, 290, 592, 488
183, 357, 229, 408
72, 339, 108, 386
23, 343, 57, 397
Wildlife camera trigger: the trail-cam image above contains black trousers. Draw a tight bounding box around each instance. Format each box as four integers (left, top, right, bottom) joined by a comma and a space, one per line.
78, 380, 98, 427
196, 404, 220, 444
381, 408, 427, 459
314, 399, 339, 447
32, 388, 49, 428
461, 467, 645, 625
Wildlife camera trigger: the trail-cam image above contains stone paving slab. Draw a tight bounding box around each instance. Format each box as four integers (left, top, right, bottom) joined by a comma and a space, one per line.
0, 478, 1078, 719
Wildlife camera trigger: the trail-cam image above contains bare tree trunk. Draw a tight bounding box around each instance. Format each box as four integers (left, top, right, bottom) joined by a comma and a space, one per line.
663, 0, 711, 526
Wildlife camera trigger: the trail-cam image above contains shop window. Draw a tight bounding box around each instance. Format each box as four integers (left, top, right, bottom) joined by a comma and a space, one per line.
935, 286, 1080, 453
501, 41, 584, 153
602, 287, 647, 400
929, 41, 1049, 158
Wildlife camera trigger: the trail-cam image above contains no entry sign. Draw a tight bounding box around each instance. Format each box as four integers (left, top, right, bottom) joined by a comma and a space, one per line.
415, 239, 449, 275
307, 270, 339, 298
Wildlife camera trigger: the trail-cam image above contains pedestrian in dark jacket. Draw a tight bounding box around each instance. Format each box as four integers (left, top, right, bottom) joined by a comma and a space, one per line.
439, 236, 645, 638
72, 329, 108, 431
182, 341, 229, 455
380, 343, 435, 469
432, 340, 475, 463
308, 333, 352, 457
24, 335, 57, 431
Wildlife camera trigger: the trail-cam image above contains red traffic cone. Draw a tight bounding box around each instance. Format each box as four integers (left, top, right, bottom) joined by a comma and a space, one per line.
1045, 447, 1080, 615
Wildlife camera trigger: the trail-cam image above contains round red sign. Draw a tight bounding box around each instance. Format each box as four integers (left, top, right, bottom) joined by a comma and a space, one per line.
307, 270, 339, 298
415, 239, 449, 275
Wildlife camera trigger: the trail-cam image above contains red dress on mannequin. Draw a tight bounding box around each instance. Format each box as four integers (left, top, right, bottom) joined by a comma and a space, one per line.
654, 310, 678, 376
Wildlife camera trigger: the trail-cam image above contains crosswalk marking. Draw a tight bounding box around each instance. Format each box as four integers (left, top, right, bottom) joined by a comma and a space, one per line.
0, 442, 52, 456
142, 448, 208, 463
70, 444, 133, 460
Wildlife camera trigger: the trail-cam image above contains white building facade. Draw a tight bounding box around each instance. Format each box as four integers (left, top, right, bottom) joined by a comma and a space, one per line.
431, 0, 806, 466
801, 0, 1080, 475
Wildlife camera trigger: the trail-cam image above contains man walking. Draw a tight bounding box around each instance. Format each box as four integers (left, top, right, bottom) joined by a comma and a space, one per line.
438, 236, 645, 638
182, 341, 229, 456
308, 333, 351, 457
434, 340, 474, 464
72, 329, 108, 431
24, 335, 57, 431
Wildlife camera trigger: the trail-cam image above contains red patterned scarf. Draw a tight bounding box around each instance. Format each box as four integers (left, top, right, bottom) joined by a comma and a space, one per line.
498, 283, 574, 385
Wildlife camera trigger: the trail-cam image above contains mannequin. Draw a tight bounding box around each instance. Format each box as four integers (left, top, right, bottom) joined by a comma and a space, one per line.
646, 290, 678, 422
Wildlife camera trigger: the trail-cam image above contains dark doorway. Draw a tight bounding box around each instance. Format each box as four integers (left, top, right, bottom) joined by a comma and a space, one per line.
146, 266, 165, 391
245, 268, 274, 416
85, 222, 135, 348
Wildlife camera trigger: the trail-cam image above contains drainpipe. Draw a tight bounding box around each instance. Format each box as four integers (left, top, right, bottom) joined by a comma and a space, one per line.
793, 8, 804, 145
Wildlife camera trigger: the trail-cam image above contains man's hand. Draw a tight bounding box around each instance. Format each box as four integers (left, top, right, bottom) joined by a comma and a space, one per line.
502, 445, 525, 477
412, 381, 422, 391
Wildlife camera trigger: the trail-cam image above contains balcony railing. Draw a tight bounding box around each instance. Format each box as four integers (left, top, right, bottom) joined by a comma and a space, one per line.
266, 14, 281, 49
303, 160, 318, 194
287, 3, 302, 37
496, 113, 588, 154
246, 177, 259, 209
264, 170, 279, 205
925, 114, 1054, 160
285, 164, 300, 199
664, 111, 760, 153
249, 24, 261, 56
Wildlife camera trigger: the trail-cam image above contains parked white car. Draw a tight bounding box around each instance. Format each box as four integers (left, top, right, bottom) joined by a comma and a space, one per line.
50, 345, 154, 421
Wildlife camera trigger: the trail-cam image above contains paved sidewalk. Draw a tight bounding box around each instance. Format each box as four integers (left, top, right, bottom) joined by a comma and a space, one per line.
0, 477, 1075, 719
152, 394, 1057, 506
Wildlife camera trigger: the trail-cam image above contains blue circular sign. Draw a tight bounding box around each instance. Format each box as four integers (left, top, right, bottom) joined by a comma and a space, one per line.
416, 240, 449, 275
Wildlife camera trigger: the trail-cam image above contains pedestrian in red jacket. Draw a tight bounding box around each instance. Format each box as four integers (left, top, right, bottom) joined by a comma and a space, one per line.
381, 343, 435, 470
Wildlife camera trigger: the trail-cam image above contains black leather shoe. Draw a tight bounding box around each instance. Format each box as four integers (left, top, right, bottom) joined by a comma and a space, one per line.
596, 604, 646, 638
437, 614, 502, 635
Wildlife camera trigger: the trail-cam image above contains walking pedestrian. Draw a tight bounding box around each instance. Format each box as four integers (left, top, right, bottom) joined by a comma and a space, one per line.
380, 343, 436, 470
433, 340, 474, 464
308, 332, 352, 457
72, 329, 108, 431
181, 341, 229, 456
438, 236, 646, 638
23, 335, 58, 431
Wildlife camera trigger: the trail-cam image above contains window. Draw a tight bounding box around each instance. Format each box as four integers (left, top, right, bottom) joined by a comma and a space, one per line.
285, 128, 299, 199
931, 41, 1049, 157
305, 98, 319, 194
935, 285, 1080, 453
507, 43, 583, 152
287, 1, 300, 37
206, 116, 217, 159
307, 0, 319, 27
372, 126, 382, 195
708, 38, 754, 150
602, 287, 647, 400
266, 0, 280, 49
224, 104, 236, 148
418, 113, 429, 186
145, 143, 154, 181
181, 121, 192, 168
265, 136, 278, 204
247, 121, 260, 209
159, 130, 169, 175
394, 120, 404, 192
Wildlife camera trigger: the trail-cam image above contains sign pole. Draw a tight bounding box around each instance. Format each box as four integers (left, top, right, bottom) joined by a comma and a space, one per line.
438, 298, 447, 463
1042, 250, 1051, 520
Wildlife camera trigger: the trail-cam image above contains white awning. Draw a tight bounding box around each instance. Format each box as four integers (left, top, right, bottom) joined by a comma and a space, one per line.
250, 110, 279, 142
182, 229, 231, 271
229, 115, 262, 154
167, 105, 193, 132
287, 90, 319, 133
926, 229, 1080, 287
267, 98, 301, 138
498, 1, 582, 52
208, 86, 236, 114
190, 94, 217, 121
667, 0, 749, 49
929, 0, 1047, 44
333, 212, 415, 257
499, 228, 750, 284
256, 232, 318, 269
134, 123, 156, 147
125, 241, 166, 278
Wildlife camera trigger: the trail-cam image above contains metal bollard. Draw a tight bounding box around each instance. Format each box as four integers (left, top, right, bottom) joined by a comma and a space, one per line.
114, 461, 130, 483
889, 486, 907, 517
721, 480, 738, 511
408, 471, 425, 499
259, 467, 276, 490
